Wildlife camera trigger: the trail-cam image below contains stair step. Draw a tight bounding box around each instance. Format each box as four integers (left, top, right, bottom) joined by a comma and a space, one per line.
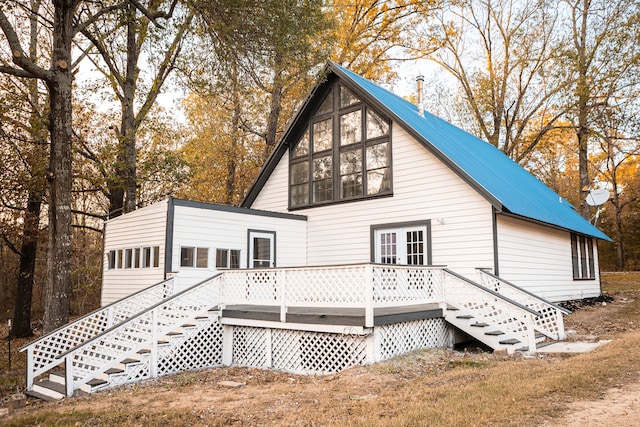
499, 338, 521, 345
471, 322, 489, 327
25, 389, 62, 402
121, 357, 142, 365
105, 368, 125, 375
456, 314, 473, 319
87, 378, 108, 388
32, 380, 67, 399
485, 330, 504, 336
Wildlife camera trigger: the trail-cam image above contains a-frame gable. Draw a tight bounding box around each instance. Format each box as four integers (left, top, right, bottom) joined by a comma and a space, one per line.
243, 62, 610, 242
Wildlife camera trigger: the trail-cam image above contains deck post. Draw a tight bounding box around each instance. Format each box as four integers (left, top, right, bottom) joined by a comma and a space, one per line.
526, 313, 537, 355
280, 270, 287, 322
222, 325, 233, 366
150, 309, 158, 378
65, 355, 74, 397
556, 309, 566, 340
25, 347, 34, 391
365, 265, 374, 327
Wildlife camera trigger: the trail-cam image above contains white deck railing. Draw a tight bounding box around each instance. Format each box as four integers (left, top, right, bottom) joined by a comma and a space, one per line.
443, 269, 540, 351
58, 274, 221, 397
21, 278, 174, 390
219, 264, 445, 326
477, 269, 570, 340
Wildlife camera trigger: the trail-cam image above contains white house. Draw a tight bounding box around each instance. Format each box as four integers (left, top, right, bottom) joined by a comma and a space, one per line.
23, 62, 610, 401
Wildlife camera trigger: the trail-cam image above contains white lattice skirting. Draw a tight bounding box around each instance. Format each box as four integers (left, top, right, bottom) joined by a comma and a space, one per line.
230, 318, 451, 375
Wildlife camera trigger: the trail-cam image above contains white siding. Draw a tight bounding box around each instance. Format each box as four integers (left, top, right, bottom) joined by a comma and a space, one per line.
170, 205, 307, 292
101, 200, 169, 305
496, 215, 601, 302
251, 125, 495, 278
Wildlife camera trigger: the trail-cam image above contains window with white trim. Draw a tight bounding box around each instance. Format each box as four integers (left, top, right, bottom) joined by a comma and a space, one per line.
571, 234, 595, 279
181, 247, 209, 268
216, 249, 241, 269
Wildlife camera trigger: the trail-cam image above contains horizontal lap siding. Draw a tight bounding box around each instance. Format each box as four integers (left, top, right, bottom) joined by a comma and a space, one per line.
251, 125, 495, 278
171, 206, 307, 289
496, 215, 601, 302
101, 200, 169, 305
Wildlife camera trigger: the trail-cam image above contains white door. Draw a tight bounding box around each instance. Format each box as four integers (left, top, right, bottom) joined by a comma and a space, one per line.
374, 226, 428, 265
249, 231, 275, 268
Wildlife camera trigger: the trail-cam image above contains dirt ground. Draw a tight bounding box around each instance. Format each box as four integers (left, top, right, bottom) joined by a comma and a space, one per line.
2, 285, 640, 426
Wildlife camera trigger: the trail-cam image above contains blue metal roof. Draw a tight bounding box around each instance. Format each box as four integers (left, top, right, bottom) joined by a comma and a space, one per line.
332, 63, 611, 241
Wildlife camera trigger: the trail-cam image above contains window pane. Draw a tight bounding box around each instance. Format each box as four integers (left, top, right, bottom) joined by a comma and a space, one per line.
313, 179, 333, 202
134, 248, 140, 268
292, 129, 309, 157
196, 247, 208, 268
313, 155, 332, 180
316, 92, 333, 115
313, 119, 332, 152
125, 249, 133, 269
366, 109, 389, 139
367, 168, 391, 195
313, 155, 332, 202
291, 161, 309, 185
216, 249, 228, 268
143, 247, 151, 268
181, 247, 194, 267
230, 250, 240, 269
291, 184, 309, 206
366, 142, 389, 169
117, 250, 123, 269
108, 250, 116, 269
340, 149, 363, 199
153, 246, 160, 268
340, 85, 360, 108
340, 110, 361, 146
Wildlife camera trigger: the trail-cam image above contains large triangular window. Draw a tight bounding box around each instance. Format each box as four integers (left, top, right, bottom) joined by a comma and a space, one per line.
289, 81, 392, 208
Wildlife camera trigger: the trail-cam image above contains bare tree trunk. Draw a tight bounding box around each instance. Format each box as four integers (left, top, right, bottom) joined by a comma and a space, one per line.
42, 0, 75, 333
265, 58, 284, 155
575, 0, 592, 220
12, 192, 42, 338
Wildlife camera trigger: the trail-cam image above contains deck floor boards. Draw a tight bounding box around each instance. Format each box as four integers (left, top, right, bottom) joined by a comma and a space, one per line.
221, 303, 442, 326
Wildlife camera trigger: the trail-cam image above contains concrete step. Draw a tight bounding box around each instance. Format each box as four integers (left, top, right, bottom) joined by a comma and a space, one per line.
31, 380, 66, 400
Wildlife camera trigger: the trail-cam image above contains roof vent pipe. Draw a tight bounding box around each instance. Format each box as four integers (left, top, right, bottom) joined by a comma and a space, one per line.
416, 75, 424, 116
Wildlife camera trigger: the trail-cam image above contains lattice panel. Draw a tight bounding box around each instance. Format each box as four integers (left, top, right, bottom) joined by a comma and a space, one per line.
271, 330, 369, 374
108, 353, 152, 387
377, 318, 450, 361
157, 317, 224, 375
478, 271, 565, 339
233, 327, 269, 368
372, 266, 444, 304
283, 267, 367, 304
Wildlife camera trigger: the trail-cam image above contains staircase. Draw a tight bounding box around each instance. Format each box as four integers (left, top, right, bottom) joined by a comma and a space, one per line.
442, 269, 570, 354
22, 274, 223, 400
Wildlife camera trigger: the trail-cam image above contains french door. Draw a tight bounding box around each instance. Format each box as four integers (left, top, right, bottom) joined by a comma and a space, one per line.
374, 225, 428, 265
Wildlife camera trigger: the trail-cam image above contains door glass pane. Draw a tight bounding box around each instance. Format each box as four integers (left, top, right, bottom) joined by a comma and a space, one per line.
380, 232, 397, 264
253, 237, 271, 268
406, 230, 425, 265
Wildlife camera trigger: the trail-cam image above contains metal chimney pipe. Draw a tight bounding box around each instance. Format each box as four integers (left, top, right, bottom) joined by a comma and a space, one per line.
416, 75, 424, 116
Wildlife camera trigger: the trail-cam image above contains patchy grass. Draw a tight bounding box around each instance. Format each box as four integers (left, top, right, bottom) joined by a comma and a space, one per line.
2, 272, 640, 426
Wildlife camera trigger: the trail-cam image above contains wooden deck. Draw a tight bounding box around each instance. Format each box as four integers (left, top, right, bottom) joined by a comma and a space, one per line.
221, 303, 443, 327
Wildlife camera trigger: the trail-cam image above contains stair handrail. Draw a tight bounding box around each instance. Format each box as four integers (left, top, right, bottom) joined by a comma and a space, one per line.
443, 269, 540, 352
476, 269, 570, 340
58, 273, 222, 397
21, 277, 175, 389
